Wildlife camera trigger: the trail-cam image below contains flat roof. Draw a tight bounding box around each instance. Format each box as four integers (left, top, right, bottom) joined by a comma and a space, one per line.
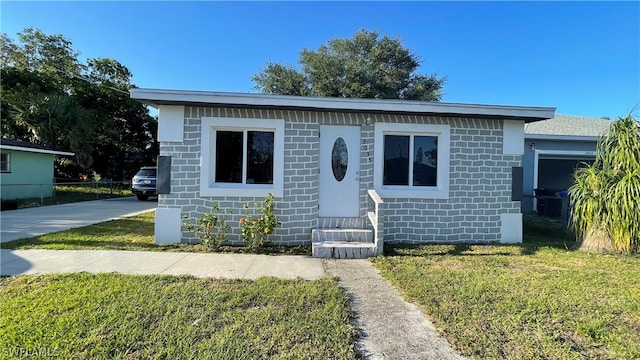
130, 88, 556, 122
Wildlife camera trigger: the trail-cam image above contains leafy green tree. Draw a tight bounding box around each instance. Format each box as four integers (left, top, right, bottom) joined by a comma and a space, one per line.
1, 28, 158, 180
1, 28, 83, 91
569, 114, 640, 253
74, 58, 158, 180
253, 29, 445, 101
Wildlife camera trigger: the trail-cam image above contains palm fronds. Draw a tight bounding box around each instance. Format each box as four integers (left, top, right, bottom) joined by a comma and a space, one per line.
569, 114, 640, 253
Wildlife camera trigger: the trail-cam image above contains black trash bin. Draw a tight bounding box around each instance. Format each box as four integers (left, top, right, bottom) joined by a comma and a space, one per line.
534, 189, 563, 217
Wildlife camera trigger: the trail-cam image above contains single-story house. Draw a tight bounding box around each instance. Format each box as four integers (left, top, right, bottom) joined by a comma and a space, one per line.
522, 115, 611, 215
0, 138, 74, 201
131, 88, 555, 258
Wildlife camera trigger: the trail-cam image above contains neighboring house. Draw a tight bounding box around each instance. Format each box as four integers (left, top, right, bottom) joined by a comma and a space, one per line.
522, 115, 611, 214
131, 89, 555, 258
0, 138, 74, 201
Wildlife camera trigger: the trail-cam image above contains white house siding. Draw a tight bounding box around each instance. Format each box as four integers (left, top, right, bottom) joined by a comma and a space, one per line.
159, 106, 520, 245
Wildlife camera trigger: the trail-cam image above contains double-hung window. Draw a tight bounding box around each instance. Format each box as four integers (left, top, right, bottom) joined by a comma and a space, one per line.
201, 117, 284, 197
0, 153, 10, 173
374, 123, 450, 199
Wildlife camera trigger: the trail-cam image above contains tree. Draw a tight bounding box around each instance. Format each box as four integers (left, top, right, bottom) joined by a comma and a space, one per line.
252, 29, 445, 101
73, 58, 158, 180
1, 28, 83, 91
569, 114, 640, 253
1, 28, 158, 180
10, 92, 95, 167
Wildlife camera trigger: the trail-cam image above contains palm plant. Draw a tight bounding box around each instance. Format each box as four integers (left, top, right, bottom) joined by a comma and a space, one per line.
10, 92, 95, 168
569, 114, 640, 253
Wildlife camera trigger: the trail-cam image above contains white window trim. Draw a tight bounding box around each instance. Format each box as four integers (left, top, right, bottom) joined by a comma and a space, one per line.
374, 123, 450, 199
200, 117, 284, 198
0, 153, 10, 173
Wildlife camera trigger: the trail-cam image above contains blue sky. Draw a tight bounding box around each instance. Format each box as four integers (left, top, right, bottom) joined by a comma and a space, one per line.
2, 1, 639, 118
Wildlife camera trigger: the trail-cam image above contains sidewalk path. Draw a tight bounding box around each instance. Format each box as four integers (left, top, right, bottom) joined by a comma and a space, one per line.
1, 250, 461, 359
325, 259, 465, 360
0, 197, 156, 243
0, 249, 325, 280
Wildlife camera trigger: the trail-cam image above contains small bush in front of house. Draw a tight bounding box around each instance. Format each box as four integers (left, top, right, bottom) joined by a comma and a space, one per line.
240, 193, 281, 251
182, 204, 232, 250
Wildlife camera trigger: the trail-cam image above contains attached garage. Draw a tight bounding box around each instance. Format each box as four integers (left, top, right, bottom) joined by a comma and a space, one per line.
522, 115, 611, 215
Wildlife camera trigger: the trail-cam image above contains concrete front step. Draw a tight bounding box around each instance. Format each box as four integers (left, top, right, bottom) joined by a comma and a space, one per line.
311, 228, 373, 243
312, 241, 378, 259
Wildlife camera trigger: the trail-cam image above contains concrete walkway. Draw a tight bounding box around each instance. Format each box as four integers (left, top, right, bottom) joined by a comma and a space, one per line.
0, 198, 463, 359
0, 249, 325, 280
0, 197, 156, 243
325, 259, 464, 360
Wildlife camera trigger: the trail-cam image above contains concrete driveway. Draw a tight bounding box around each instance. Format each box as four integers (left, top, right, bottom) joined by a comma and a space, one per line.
0, 197, 156, 243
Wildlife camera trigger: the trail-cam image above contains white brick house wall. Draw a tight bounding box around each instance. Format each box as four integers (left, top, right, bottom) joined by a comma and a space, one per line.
158, 106, 520, 245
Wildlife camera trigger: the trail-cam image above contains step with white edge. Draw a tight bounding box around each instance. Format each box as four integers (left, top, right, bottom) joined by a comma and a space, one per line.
312, 241, 378, 259
311, 228, 373, 243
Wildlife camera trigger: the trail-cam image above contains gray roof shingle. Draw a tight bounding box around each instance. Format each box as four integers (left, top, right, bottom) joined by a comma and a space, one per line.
0, 138, 73, 156
524, 114, 611, 137
0, 138, 57, 151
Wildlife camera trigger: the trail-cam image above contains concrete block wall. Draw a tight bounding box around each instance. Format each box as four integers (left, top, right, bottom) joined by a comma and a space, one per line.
378, 119, 520, 244
159, 106, 519, 245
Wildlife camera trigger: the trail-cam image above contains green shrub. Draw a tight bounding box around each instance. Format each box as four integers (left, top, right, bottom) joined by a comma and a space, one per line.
240, 193, 281, 250
570, 114, 640, 253
182, 204, 231, 250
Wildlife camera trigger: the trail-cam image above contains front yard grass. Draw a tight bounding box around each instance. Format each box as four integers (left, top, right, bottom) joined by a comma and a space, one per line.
371, 215, 640, 359
0, 273, 357, 359
1, 211, 311, 255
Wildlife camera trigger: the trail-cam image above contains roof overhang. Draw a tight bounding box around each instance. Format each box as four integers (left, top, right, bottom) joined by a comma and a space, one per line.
525, 134, 600, 142
130, 88, 556, 122
0, 145, 74, 156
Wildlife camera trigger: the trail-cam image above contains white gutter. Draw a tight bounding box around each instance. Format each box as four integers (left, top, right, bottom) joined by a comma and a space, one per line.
525, 134, 600, 141
0, 145, 74, 156
130, 88, 556, 120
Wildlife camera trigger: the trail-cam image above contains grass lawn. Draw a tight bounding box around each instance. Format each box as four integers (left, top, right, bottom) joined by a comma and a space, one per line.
17, 183, 132, 208
0, 273, 357, 359
1, 212, 312, 256
371, 214, 640, 359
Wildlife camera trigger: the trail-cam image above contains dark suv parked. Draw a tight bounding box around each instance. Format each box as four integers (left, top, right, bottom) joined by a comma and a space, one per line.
131, 166, 156, 201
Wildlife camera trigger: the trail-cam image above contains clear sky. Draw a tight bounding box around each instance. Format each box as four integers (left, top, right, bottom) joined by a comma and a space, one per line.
2, 1, 639, 119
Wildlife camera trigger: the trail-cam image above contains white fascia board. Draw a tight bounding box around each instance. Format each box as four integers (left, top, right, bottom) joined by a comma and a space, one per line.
524, 134, 599, 142
131, 88, 556, 120
0, 145, 74, 156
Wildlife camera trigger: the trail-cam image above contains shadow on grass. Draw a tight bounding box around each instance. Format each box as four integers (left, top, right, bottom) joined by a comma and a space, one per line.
2, 238, 162, 250
383, 240, 576, 258
383, 244, 518, 257
87, 218, 155, 237
1, 218, 155, 250
211, 245, 312, 256
383, 213, 577, 257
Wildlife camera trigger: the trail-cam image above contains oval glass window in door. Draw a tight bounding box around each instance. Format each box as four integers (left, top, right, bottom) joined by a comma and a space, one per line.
331, 137, 348, 181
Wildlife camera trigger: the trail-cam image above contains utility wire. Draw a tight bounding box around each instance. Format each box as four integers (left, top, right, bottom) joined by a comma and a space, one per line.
52, 67, 131, 95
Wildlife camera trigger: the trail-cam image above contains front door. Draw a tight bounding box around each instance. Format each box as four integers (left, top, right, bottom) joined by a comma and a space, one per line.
319, 125, 360, 217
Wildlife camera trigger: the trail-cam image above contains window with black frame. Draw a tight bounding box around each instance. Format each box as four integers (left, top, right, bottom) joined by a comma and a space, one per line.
0, 153, 10, 173
383, 134, 437, 187
215, 130, 274, 185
